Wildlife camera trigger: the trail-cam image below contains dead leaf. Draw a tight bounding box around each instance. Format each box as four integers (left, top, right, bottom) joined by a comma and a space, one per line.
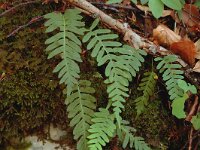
195, 39, 200, 59
182, 4, 200, 27
153, 24, 181, 47
136, 5, 172, 17
193, 60, 200, 73
170, 40, 196, 66
172, 4, 200, 30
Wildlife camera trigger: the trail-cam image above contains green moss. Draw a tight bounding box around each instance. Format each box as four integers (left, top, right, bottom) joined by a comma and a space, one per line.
0, 2, 70, 145
123, 90, 174, 149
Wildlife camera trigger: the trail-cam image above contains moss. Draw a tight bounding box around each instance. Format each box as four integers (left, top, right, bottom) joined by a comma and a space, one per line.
0, 1, 73, 146
122, 84, 176, 149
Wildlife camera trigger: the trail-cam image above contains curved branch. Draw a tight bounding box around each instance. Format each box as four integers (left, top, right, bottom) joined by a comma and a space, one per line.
0, 0, 40, 17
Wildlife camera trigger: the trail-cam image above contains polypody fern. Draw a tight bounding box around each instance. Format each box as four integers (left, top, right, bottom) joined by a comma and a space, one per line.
64, 80, 96, 150
87, 108, 116, 150
117, 120, 151, 150
83, 19, 146, 126
155, 55, 184, 100
135, 71, 157, 116
44, 9, 85, 95
44, 10, 150, 150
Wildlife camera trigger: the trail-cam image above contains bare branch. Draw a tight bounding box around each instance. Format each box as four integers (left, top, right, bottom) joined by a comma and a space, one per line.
68, 0, 185, 62
0, 0, 40, 17
185, 96, 199, 122
7, 16, 44, 38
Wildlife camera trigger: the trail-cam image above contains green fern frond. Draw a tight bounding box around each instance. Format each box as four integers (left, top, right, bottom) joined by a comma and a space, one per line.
135, 71, 157, 116
65, 80, 96, 150
154, 55, 184, 100
83, 19, 146, 126
87, 108, 116, 150
117, 120, 151, 150
44, 9, 85, 95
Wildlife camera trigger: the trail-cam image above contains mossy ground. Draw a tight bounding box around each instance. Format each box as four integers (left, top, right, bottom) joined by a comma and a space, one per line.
0, 1, 189, 149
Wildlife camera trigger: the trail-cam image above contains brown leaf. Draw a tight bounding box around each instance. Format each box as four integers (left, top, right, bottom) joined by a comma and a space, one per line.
172, 4, 200, 30
195, 39, 200, 59
193, 60, 200, 73
170, 40, 196, 66
136, 5, 172, 17
153, 24, 181, 47
182, 4, 200, 27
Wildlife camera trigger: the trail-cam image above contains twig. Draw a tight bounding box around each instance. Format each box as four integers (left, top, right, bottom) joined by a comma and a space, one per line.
194, 138, 200, 150
90, 1, 137, 11
185, 95, 199, 122
7, 16, 44, 38
0, 0, 40, 17
188, 127, 193, 150
69, 0, 167, 51
181, 130, 200, 150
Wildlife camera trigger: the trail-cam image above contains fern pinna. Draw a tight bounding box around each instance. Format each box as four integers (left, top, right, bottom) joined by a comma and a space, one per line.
154, 55, 184, 100
44, 10, 95, 150
83, 19, 146, 126
44, 9, 85, 95
135, 71, 157, 116
65, 80, 96, 150
117, 121, 150, 150
44, 11, 150, 150
87, 108, 116, 150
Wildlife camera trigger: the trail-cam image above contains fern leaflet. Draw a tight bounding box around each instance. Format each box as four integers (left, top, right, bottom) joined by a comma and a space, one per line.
154, 55, 184, 100
44, 9, 85, 95
135, 71, 157, 116
83, 19, 146, 126
87, 108, 116, 150
117, 120, 151, 150
65, 80, 96, 150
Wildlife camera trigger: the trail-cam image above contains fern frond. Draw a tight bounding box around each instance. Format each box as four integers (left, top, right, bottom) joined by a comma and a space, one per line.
44, 9, 85, 95
65, 80, 96, 150
135, 71, 157, 116
155, 55, 184, 100
117, 120, 151, 150
83, 19, 146, 126
87, 108, 116, 150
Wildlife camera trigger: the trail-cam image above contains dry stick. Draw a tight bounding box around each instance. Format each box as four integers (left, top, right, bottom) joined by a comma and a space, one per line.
90, 2, 138, 11
0, 0, 40, 17
181, 130, 200, 150
7, 16, 44, 38
185, 95, 199, 122
69, 0, 169, 53
68, 0, 188, 62
188, 127, 194, 150
194, 138, 200, 150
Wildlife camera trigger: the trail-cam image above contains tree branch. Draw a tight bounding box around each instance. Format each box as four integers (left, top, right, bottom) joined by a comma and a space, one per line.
68, 0, 186, 64
7, 16, 44, 38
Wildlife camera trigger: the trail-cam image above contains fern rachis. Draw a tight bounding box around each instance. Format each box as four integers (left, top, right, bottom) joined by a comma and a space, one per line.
135, 71, 157, 116
65, 80, 96, 150
44, 9, 84, 95
155, 55, 184, 101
